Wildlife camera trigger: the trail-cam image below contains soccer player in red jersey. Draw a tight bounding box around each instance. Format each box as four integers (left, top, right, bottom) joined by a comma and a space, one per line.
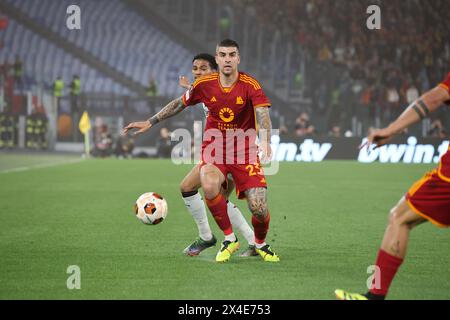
335, 72, 450, 300
123, 39, 279, 263
178, 53, 257, 257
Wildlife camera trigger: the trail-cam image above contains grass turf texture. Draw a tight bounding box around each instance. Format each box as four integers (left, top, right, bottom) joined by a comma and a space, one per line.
0, 154, 449, 299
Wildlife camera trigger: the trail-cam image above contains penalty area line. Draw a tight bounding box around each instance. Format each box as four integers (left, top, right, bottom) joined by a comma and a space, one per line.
0, 158, 85, 174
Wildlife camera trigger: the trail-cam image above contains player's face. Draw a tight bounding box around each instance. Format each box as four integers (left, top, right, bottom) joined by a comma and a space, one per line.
215, 46, 240, 76
192, 59, 213, 80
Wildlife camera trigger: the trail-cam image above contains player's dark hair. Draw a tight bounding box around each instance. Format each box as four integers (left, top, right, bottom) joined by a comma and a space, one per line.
217, 39, 240, 52
192, 53, 218, 71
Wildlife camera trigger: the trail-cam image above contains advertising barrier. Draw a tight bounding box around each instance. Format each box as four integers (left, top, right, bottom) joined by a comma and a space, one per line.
272, 135, 449, 164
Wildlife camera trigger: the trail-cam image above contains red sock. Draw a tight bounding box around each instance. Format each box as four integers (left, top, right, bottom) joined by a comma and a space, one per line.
370, 249, 404, 296
252, 212, 270, 244
205, 194, 233, 235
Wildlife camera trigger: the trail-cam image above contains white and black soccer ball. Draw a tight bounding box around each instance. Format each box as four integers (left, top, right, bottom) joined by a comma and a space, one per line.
134, 192, 168, 225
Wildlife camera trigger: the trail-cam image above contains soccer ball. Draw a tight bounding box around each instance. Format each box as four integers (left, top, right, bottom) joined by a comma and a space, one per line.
134, 192, 168, 225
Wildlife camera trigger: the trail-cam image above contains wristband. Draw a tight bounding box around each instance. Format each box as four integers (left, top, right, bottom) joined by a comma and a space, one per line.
149, 116, 159, 126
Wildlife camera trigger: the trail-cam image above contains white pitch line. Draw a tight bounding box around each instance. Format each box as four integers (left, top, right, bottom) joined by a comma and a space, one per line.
0, 158, 85, 174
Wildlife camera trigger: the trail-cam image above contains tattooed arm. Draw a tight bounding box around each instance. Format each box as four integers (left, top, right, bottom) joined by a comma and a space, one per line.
122, 96, 185, 136
150, 96, 185, 124
364, 84, 450, 148
255, 107, 272, 162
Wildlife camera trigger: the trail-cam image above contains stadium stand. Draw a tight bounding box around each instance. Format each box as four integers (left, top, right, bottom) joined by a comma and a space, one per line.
0, 0, 448, 137
146, 0, 449, 134
6, 0, 193, 97
0, 19, 131, 95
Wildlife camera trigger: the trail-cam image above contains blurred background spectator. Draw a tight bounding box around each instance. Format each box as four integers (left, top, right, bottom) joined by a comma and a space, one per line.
156, 127, 172, 158
329, 125, 342, 138
92, 124, 113, 157
428, 119, 448, 139
114, 134, 135, 159
146, 76, 158, 97
0, 104, 15, 149
53, 76, 64, 99
294, 112, 315, 137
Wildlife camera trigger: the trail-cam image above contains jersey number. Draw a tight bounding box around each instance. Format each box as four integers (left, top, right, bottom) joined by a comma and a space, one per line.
246, 163, 262, 176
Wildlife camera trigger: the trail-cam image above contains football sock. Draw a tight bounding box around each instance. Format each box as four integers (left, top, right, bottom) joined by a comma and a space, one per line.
255, 242, 267, 249
182, 191, 213, 241
224, 233, 237, 243
369, 249, 404, 297
252, 212, 270, 246
364, 292, 386, 300
227, 201, 255, 245
205, 193, 233, 236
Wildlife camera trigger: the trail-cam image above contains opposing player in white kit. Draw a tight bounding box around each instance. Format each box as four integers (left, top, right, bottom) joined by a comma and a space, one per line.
178, 53, 257, 257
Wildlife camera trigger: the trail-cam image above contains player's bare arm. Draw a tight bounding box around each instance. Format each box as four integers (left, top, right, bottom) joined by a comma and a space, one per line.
245, 187, 268, 219
366, 86, 450, 148
122, 96, 185, 136
255, 107, 273, 162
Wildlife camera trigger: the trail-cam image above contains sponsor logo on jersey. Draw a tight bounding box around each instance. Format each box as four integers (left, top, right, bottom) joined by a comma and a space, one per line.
219, 107, 235, 123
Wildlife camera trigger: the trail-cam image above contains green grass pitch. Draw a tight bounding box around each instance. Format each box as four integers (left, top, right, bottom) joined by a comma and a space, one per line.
0, 153, 449, 299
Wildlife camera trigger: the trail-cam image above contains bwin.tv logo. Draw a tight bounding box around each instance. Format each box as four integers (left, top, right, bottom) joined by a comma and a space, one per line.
358, 137, 449, 164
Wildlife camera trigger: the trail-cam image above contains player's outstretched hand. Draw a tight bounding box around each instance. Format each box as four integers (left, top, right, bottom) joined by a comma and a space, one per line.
179, 76, 191, 90
122, 120, 152, 137
361, 127, 394, 151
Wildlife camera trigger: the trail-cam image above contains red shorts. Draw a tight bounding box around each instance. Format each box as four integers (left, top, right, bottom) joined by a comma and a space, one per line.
199, 158, 267, 199
405, 169, 450, 228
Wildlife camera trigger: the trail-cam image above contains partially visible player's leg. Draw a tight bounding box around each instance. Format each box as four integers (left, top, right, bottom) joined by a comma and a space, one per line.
227, 201, 257, 256
368, 198, 426, 298
337, 169, 450, 300
222, 177, 257, 256
380, 197, 427, 259
228, 162, 278, 262
245, 187, 279, 262
222, 176, 235, 199
180, 164, 216, 256
245, 187, 270, 245
335, 197, 427, 300
201, 163, 239, 262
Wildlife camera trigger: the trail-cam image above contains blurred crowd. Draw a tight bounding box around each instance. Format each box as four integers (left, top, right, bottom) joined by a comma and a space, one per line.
91, 124, 176, 159
222, 0, 449, 136
2, 1, 449, 142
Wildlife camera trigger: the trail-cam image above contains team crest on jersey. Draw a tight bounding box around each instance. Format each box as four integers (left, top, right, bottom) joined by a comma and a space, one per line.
210, 96, 217, 102
219, 107, 235, 123
236, 96, 244, 105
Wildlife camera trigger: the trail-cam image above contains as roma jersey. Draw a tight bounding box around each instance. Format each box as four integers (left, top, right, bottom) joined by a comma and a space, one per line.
438, 72, 450, 181
182, 72, 271, 163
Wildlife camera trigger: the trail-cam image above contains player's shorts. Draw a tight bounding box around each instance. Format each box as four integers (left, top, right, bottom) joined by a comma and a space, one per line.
199, 159, 267, 199
405, 169, 450, 228
194, 164, 235, 193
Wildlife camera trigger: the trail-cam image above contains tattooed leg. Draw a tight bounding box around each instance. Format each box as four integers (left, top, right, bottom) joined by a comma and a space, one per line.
246, 187, 270, 244
245, 187, 269, 219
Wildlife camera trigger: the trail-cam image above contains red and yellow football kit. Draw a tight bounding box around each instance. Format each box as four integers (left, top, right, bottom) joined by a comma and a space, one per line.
406, 72, 450, 227
182, 72, 271, 198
